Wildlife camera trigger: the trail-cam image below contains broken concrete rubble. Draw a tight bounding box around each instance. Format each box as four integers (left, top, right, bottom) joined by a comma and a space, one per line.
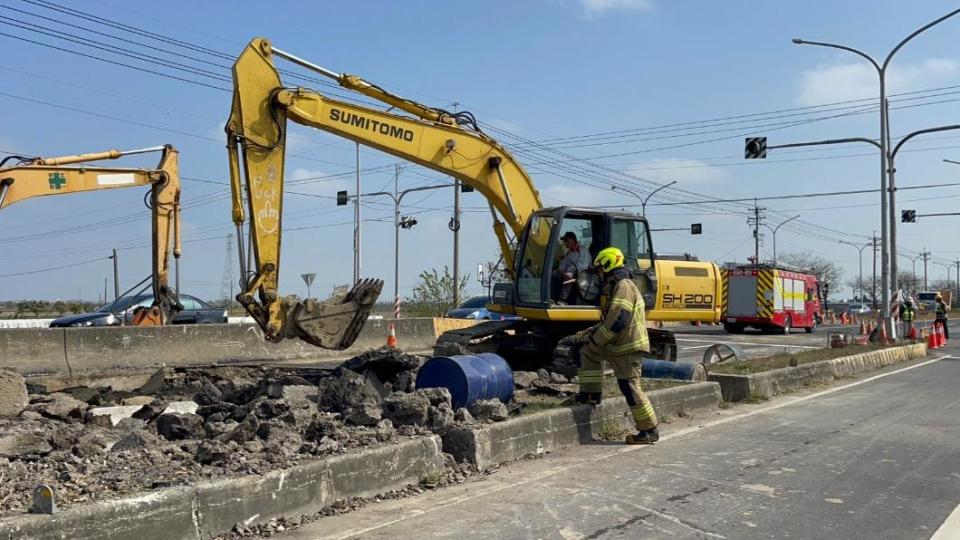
27, 392, 87, 422
0, 369, 29, 418
382, 391, 430, 427
155, 413, 203, 441
468, 399, 510, 422
87, 405, 144, 427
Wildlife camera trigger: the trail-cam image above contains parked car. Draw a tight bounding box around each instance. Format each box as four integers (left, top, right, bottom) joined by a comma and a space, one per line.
846, 303, 872, 315
49, 294, 227, 327
446, 296, 519, 321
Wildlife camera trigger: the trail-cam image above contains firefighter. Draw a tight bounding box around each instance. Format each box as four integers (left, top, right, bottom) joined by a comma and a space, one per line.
573, 247, 659, 445
899, 297, 915, 339
935, 293, 949, 340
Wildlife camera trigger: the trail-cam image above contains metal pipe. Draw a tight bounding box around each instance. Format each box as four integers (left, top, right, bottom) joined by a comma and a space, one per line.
0, 179, 10, 208
271, 47, 341, 80
453, 179, 461, 307
394, 165, 400, 319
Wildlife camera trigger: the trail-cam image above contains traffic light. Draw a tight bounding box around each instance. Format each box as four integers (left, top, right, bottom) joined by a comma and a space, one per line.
901, 209, 916, 223
336, 190, 348, 206
745, 137, 767, 159
690, 223, 702, 235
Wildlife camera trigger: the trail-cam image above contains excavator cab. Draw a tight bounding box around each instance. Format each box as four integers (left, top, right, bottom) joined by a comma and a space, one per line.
499, 207, 659, 312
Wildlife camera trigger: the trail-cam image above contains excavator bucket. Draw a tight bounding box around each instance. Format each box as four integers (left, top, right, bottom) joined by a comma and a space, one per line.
282, 278, 384, 349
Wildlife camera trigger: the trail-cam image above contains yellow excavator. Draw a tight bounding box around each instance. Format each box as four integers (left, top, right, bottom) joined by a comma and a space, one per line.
227, 38, 722, 363
0, 145, 182, 325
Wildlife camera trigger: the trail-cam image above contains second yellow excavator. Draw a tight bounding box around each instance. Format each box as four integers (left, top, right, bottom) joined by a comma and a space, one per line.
0, 145, 182, 324
226, 38, 723, 364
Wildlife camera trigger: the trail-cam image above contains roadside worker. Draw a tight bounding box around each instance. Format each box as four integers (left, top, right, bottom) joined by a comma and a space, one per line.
573, 246, 659, 445
935, 293, 949, 340
556, 231, 591, 304
900, 297, 915, 339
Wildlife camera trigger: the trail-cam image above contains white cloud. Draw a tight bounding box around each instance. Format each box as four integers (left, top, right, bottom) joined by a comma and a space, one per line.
795, 58, 958, 106
624, 158, 727, 184
287, 167, 345, 196
579, 0, 654, 16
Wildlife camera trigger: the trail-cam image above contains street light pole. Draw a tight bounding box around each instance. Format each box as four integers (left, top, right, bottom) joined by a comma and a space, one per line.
347, 182, 451, 319
793, 6, 960, 337
611, 180, 677, 217
762, 215, 799, 265
839, 240, 870, 301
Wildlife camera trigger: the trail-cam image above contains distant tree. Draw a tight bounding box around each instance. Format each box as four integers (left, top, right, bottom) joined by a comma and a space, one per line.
52, 300, 67, 315
406, 266, 469, 317
14, 300, 28, 318
780, 251, 844, 308
67, 301, 85, 314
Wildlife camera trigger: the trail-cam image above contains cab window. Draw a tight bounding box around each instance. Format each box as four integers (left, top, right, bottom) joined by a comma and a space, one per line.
516, 215, 555, 304
610, 219, 651, 270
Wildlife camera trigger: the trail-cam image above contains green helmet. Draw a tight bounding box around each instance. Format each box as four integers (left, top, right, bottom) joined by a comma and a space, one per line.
594, 247, 625, 272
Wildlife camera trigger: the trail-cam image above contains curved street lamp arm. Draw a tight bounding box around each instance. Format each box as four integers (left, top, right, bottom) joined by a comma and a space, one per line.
773, 214, 800, 234
610, 184, 643, 200
793, 39, 881, 72
884, 7, 960, 70
772, 136, 881, 151
642, 180, 678, 206
891, 124, 960, 159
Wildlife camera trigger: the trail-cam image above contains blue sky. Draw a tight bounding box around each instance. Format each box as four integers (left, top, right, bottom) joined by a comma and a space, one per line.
2, 0, 960, 303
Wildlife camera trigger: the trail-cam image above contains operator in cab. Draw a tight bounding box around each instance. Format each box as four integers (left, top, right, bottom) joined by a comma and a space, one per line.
555, 231, 591, 304
573, 247, 659, 445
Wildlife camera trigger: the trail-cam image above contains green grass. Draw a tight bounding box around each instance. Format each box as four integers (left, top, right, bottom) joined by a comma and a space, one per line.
707, 344, 890, 375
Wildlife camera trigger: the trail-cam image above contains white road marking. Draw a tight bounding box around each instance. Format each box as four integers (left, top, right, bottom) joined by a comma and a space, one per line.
326, 355, 951, 540
930, 501, 960, 539
676, 337, 818, 349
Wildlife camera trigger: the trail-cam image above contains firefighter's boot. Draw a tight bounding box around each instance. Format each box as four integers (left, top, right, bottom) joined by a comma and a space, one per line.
574, 392, 602, 405
625, 427, 660, 445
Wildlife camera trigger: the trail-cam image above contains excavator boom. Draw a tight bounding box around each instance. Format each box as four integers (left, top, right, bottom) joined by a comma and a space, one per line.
0, 145, 182, 324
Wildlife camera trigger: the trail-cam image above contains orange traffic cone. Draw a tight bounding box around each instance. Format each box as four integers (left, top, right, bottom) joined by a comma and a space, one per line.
386, 323, 397, 349
927, 327, 938, 349
878, 324, 889, 345
938, 322, 947, 347
908, 325, 918, 342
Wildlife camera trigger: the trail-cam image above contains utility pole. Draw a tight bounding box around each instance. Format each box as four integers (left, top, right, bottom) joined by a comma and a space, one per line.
354, 142, 362, 283
103, 278, 107, 306
746, 199, 765, 265
920, 249, 931, 289
452, 179, 461, 307
110, 248, 119, 300
871, 232, 879, 310
955, 259, 960, 307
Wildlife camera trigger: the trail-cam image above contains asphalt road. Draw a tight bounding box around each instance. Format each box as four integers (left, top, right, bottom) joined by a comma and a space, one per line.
672, 323, 860, 363
276, 322, 960, 540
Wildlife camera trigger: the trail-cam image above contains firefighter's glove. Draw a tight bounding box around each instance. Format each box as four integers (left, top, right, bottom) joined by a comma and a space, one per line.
573, 329, 593, 344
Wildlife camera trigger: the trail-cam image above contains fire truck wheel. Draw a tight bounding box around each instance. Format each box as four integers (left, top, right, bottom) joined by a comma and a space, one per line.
723, 323, 744, 334
805, 318, 816, 333
781, 317, 792, 335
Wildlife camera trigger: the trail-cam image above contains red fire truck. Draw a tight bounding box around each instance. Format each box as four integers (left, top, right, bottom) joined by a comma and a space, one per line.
722, 264, 820, 334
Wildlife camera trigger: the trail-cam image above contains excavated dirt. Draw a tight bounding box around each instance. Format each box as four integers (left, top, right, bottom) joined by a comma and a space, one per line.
0, 349, 484, 517
0, 348, 587, 519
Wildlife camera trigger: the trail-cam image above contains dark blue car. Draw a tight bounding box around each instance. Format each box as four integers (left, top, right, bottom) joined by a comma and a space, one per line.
50, 294, 227, 327
445, 296, 520, 320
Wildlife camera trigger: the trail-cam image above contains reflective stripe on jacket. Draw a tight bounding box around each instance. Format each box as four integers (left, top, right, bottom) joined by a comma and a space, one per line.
588, 270, 650, 355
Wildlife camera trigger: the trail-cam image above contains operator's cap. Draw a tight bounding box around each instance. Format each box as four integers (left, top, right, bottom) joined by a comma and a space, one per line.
561, 231, 577, 241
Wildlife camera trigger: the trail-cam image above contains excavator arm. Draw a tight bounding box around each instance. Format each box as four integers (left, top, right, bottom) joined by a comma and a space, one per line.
0, 145, 182, 324
226, 38, 542, 348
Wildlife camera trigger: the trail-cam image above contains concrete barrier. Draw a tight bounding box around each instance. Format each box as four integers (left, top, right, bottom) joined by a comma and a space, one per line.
443, 381, 721, 469
0, 318, 454, 378
707, 343, 928, 402
0, 436, 445, 540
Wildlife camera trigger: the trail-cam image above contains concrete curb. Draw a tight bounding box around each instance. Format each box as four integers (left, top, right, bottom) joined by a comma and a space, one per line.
0, 436, 445, 540
706, 343, 928, 402
443, 381, 721, 470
